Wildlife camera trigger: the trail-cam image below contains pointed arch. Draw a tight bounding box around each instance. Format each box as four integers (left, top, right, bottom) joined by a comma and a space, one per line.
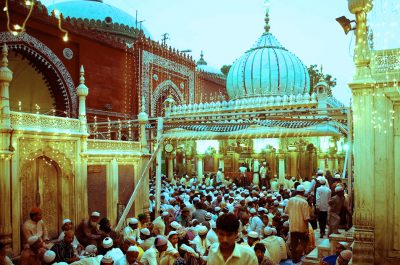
151, 80, 184, 116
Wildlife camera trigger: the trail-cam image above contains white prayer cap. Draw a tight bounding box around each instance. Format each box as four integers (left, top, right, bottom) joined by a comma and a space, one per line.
155, 236, 168, 246
102, 237, 113, 248
296, 185, 305, 192
263, 162, 267, 165
101, 255, 114, 264
205, 212, 212, 220
318, 177, 326, 184
58, 263, 69, 265
168, 231, 178, 237
215, 207, 221, 212
140, 228, 150, 236
283, 221, 289, 227
317, 169, 324, 175
171, 221, 181, 229
264, 226, 273, 236
127, 245, 139, 252
273, 200, 279, 206
338, 241, 349, 248
248, 231, 259, 239
91, 211, 100, 217
62, 219, 72, 225
126, 236, 136, 244
197, 226, 208, 236
249, 208, 257, 214
258, 207, 265, 212
335, 185, 344, 192
162, 211, 169, 217
27, 235, 40, 246
129, 218, 138, 225
43, 250, 56, 263
271, 227, 277, 235
340, 250, 353, 261
334, 173, 341, 179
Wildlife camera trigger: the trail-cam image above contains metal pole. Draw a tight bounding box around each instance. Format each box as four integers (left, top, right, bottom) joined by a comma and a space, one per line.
155, 117, 163, 218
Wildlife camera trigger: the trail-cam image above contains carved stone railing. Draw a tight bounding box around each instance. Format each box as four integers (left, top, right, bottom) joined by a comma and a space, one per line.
87, 139, 141, 152
10, 111, 81, 133
371, 49, 400, 76
170, 92, 318, 116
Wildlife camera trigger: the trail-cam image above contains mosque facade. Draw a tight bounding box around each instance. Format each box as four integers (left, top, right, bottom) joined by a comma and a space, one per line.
2, 0, 399, 264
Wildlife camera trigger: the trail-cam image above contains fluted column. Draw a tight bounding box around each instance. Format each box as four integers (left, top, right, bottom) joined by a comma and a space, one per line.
289, 150, 298, 178
167, 154, 174, 181
278, 153, 285, 185
138, 101, 149, 154
0, 44, 13, 250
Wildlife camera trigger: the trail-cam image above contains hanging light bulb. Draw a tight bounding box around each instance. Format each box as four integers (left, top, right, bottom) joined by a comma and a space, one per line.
11, 31, 18, 36
3, 6, 7, 11
25, 0, 32, 6
14, 24, 21, 30
63, 33, 69, 42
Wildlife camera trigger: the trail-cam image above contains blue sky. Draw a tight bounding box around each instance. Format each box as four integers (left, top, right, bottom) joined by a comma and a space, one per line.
41, 0, 400, 105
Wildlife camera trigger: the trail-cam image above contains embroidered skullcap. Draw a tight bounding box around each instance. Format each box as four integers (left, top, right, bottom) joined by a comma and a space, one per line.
264, 226, 273, 236
102, 237, 113, 248
155, 236, 168, 246
340, 250, 353, 261
85, 245, 97, 255
296, 185, 305, 192
62, 219, 72, 225
335, 185, 344, 192
101, 255, 114, 264
27, 235, 40, 246
127, 246, 139, 252
248, 231, 259, 239
205, 212, 212, 221
140, 228, 150, 236
91, 211, 100, 217
30, 207, 42, 215
197, 226, 208, 236
43, 250, 56, 263
129, 218, 138, 225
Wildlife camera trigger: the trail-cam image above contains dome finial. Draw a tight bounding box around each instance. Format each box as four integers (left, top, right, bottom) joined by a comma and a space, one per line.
264, 0, 271, 33
197, 51, 207, 66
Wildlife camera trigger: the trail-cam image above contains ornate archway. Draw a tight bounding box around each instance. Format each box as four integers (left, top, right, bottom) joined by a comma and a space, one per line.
0, 32, 78, 116
151, 80, 183, 117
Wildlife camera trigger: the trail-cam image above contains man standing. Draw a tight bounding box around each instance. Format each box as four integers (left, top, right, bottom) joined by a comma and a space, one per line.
316, 178, 331, 238
51, 230, 80, 263
216, 168, 223, 186
123, 218, 139, 242
22, 208, 49, 247
259, 162, 267, 188
249, 208, 263, 236
207, 213, 258, 265
328, 185, 346, 235
75, 212, 102, 247
285, 185, 310, 263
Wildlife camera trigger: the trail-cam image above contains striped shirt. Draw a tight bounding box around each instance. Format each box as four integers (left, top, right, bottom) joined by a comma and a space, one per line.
285, 195, 310, 233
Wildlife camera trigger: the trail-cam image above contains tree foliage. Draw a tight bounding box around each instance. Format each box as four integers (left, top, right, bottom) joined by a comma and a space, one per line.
221, 65, 232, 76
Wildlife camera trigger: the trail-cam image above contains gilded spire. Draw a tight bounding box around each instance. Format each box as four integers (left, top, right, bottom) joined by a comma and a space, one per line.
264, 0, 271, 33
77, 65, 89, 97
1, 44, 9, 68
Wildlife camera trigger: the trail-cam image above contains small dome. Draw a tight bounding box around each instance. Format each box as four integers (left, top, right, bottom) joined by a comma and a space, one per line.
196, 51, 223, 76
226, 12, 310, 100
46, 0, 151, 37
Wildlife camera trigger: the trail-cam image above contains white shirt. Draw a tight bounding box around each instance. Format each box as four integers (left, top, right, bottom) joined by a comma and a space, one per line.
249, 216, 263, 236
105, 248, 124, 263
316, 185, 332, 212
285, 195, 310, 233
140, 246, 160, 265
260, 235, 287, 264
239, 167, 247, 174
206, 229, 218, 246
207, 243, 258, 265
216, 170, 223, 183
191, 235, 209, 256
123, 226, 139, 241
259, 166, 266, 178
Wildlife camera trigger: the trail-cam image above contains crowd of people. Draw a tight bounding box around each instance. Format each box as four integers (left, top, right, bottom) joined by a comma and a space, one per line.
0, 168, 354, 265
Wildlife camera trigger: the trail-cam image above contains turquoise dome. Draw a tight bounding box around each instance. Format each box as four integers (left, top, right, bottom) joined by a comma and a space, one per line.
46, 0, 151, 37
226, 32, 310, 99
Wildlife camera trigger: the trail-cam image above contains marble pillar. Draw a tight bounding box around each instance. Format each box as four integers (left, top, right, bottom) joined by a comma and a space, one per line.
318, 152, 326, 172
289, 150, 298, 178
0, 44, 13, 250
327, 154, 336, 172
197, 155, 204, 180
107, 158, 118, 226
278, 153, 285, 185
186, 156, 193, 175
167, 154, 174, 181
